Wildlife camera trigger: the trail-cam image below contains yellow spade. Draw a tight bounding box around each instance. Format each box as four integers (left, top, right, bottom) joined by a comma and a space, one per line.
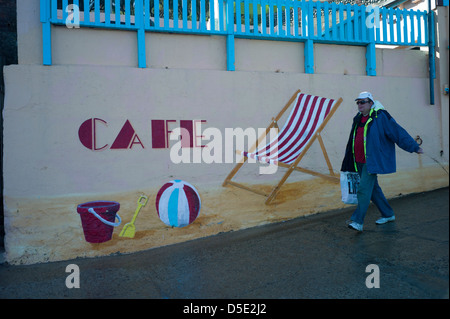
119, 195, 148, 238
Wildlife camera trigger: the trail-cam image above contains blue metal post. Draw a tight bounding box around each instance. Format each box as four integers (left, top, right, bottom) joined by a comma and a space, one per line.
226, 0, 235, 71
365, 42, 376, 76
136, 0, 146, 68
304, 39, 314, 74
40, 0, 52, 65
364, 5, 376, 76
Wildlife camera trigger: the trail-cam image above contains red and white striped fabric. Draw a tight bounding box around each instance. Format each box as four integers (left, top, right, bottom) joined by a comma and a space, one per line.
244, 92, 336, 165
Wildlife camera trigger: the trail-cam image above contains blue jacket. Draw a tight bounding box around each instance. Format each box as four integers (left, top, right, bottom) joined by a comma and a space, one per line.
341, 102, 420, 175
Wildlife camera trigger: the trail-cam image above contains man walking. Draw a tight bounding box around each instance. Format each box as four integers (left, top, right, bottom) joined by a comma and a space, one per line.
341, 92, 424, 232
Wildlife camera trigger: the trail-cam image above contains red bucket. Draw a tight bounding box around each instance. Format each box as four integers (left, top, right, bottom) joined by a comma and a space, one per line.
77, 201, 121, 243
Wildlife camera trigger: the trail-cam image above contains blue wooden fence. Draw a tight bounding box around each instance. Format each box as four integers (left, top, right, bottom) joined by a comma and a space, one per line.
40, 0, 434, 76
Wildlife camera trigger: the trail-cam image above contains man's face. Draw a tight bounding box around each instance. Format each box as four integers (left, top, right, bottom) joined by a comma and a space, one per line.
356, 99, 373, 115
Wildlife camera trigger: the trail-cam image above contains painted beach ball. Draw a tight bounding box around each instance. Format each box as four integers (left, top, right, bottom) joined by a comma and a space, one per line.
156, 180, 201, 227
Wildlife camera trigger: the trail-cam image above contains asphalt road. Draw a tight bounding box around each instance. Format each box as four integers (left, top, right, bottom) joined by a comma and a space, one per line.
0, 187, 448, 301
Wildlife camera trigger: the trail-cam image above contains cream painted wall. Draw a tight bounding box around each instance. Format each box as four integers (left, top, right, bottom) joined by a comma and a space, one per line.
3, 64, 443, 198
3, 64, 448, 264
435, 6, 449, 166
19, 23, 431, 78
3, 0, 448, 264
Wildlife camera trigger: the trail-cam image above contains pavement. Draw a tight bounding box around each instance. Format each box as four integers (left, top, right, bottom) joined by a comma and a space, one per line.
0, 187, 448, 301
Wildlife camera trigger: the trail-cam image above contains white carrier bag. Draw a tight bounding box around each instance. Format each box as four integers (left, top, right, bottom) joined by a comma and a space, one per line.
340, 171, 360, 204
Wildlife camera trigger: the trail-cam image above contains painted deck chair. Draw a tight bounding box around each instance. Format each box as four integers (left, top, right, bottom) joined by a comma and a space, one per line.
223, 90, 343, 205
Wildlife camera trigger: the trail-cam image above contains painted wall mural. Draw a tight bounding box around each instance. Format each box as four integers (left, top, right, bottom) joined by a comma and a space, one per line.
76, 201, 122, 243
119, 195, 148, 238
77, 181, 202, 244
78, 118, 207, 150
75, 119, 205, 244
155, 180, 201, 228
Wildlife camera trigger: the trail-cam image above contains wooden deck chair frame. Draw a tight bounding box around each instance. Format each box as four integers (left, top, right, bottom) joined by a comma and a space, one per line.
222, 89, 343, 205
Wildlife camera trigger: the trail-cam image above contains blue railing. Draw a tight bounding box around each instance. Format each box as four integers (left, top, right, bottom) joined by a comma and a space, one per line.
40, 0, 434, 75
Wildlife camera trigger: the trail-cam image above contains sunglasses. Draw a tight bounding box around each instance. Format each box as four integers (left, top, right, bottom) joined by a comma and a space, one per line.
356, 100, 370, 105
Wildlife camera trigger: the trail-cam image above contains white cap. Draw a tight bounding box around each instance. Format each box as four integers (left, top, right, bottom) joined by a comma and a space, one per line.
355, 91, 374, 102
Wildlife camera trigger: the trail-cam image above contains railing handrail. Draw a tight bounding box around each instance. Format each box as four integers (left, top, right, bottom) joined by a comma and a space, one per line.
40, 0, 435, 76
43, 0, 430, 46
